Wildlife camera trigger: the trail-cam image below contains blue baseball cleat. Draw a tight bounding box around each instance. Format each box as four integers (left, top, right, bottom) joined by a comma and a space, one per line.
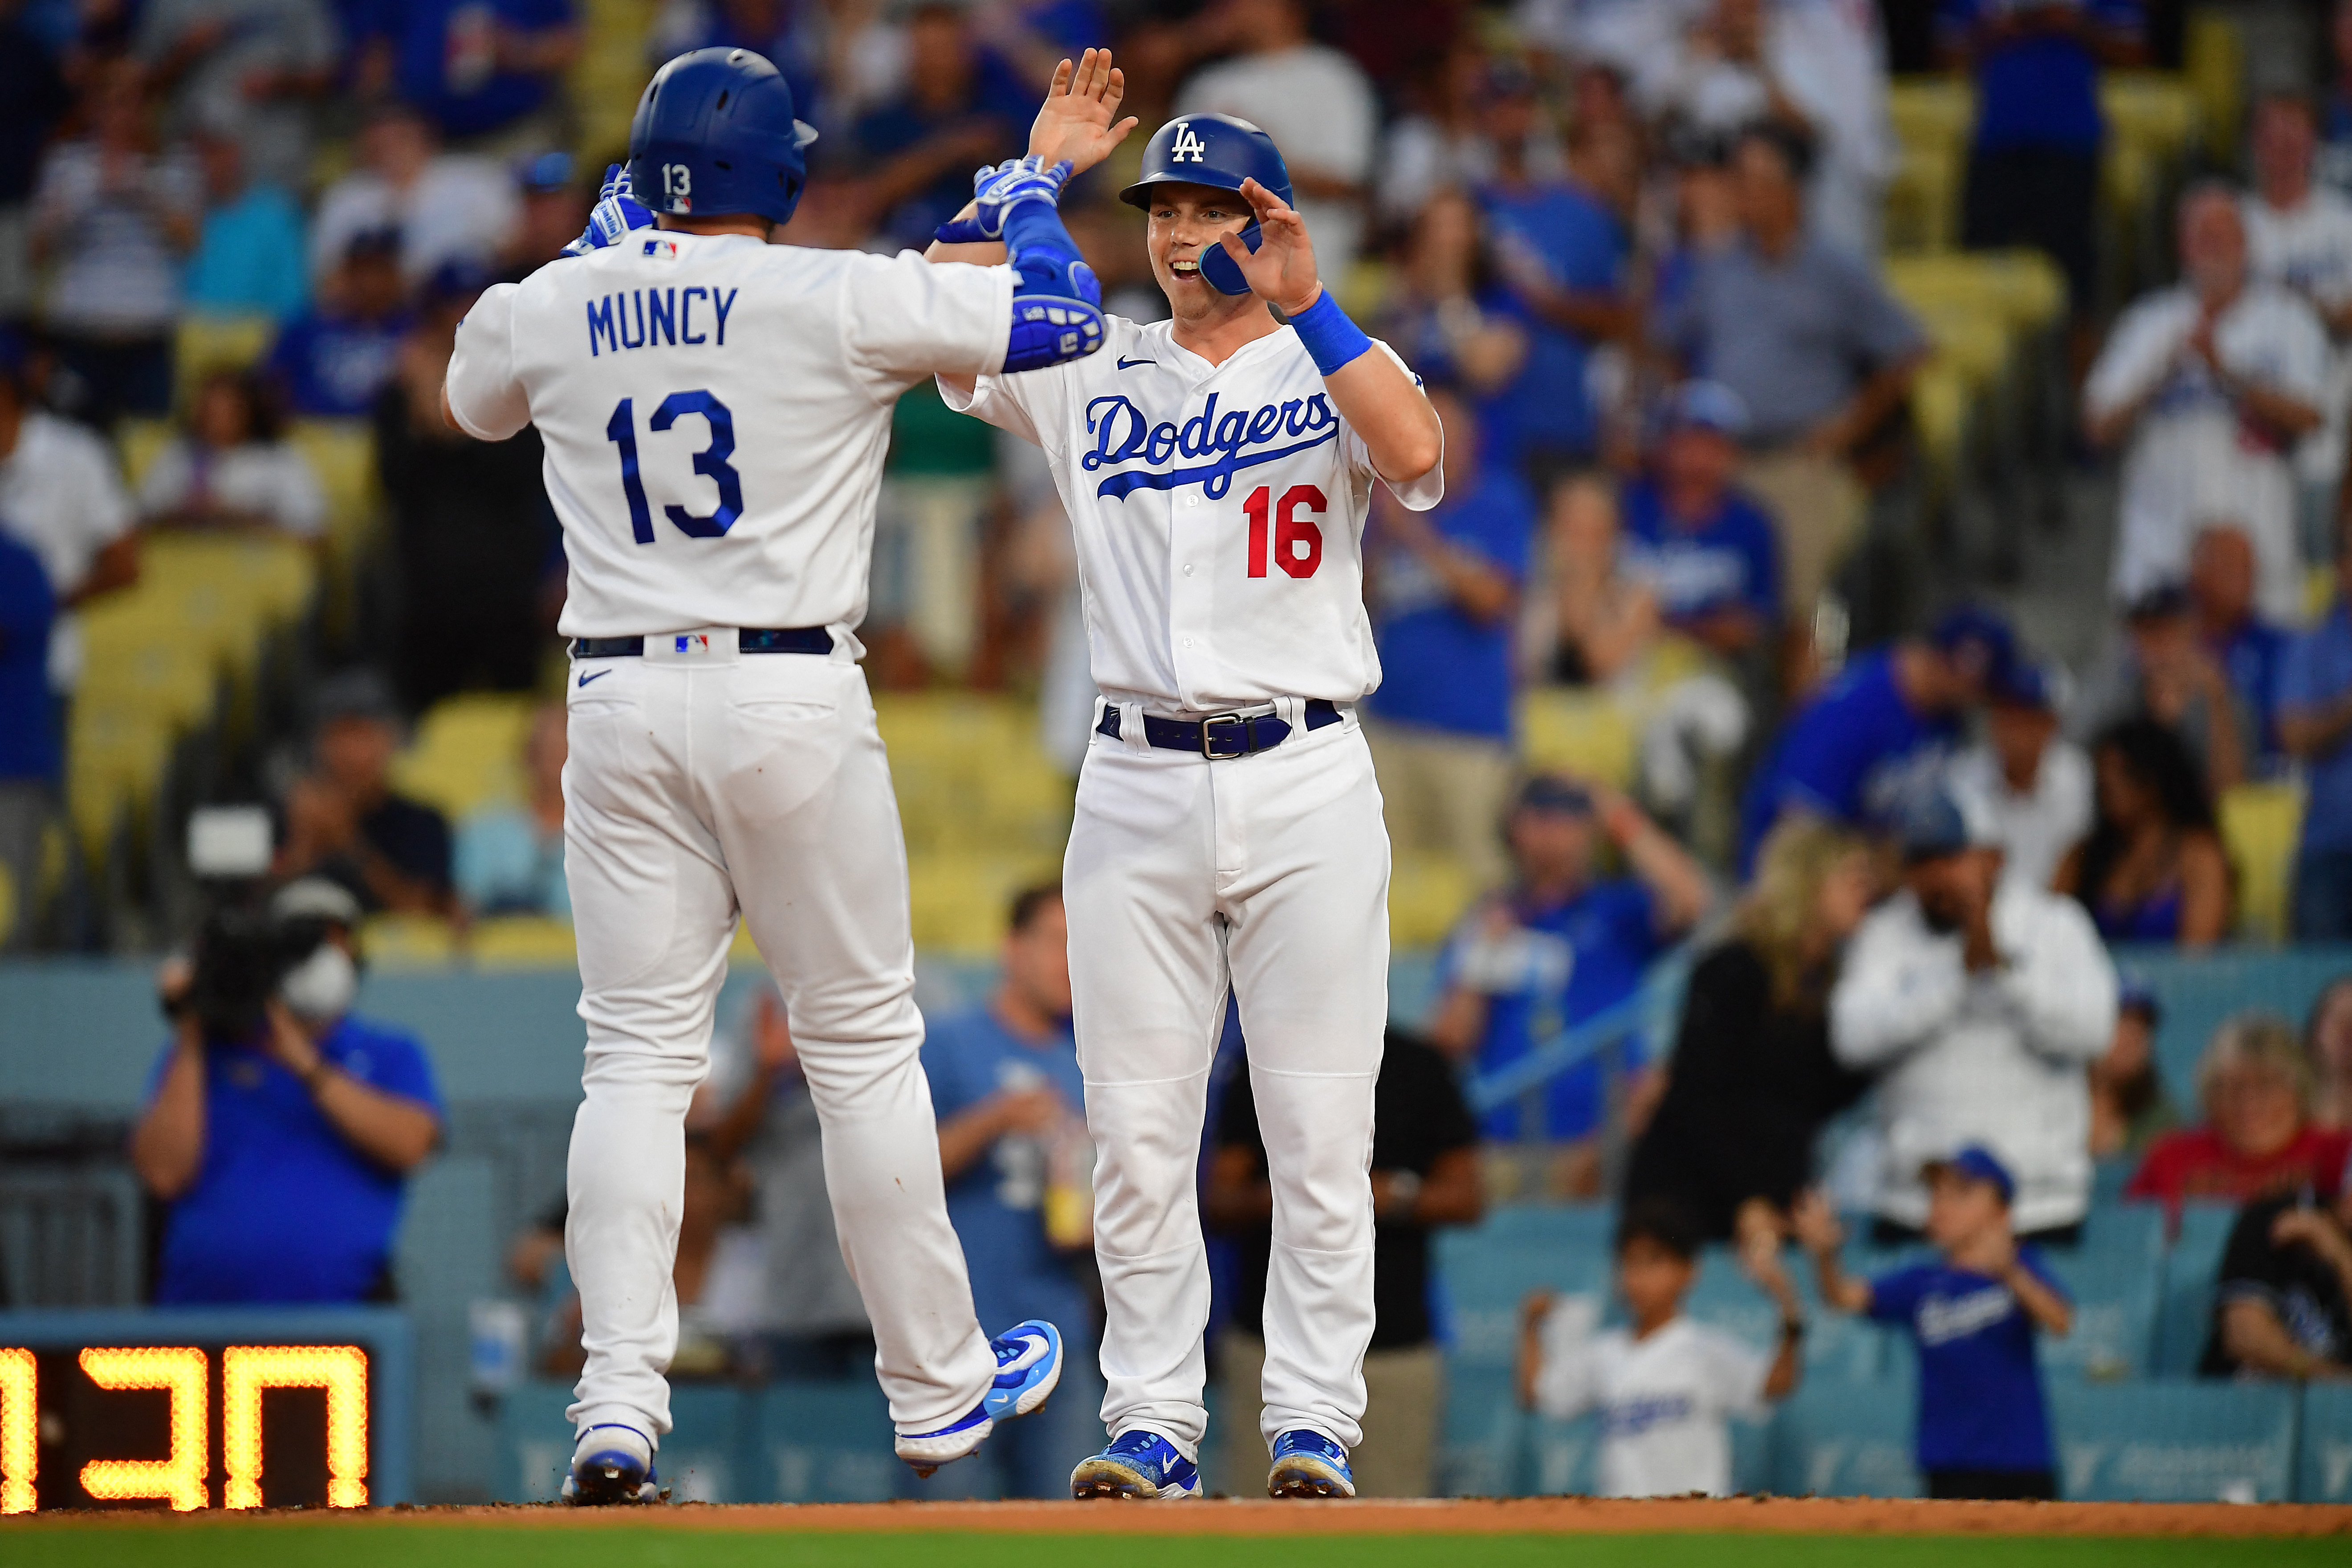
1266, 1429, 1354, 1498
562, 1422, 663, 1504
896, 1318, 1063, 1475
1070, 1429, 1202, 1500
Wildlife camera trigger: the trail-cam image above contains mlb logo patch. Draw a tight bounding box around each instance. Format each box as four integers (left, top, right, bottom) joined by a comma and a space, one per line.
675, 634, 710, 654
642, 237, 680, 259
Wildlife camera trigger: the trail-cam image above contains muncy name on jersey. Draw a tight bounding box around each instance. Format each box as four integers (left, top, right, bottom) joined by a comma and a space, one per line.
587, 286, 741, 357
1081, 391, 1339, 501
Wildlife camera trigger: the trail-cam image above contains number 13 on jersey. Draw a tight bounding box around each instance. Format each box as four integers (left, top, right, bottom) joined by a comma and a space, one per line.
604, 390, 744, 543
1243, 485, 1325, 579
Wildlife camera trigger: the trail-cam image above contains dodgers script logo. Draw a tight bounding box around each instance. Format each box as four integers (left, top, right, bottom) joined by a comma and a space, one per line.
1169, 122, 1207, 163
1082, 392, 1338, 500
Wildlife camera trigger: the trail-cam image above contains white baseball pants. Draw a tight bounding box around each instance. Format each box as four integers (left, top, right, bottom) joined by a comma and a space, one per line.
1067, 701, 1390, 1456
560, 635, 996, 1443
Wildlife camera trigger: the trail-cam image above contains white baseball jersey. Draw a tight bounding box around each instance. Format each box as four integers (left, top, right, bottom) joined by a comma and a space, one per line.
445, 232, 1013, 639
1532, 1311, 1771, 1499
941, 314, 1443, 712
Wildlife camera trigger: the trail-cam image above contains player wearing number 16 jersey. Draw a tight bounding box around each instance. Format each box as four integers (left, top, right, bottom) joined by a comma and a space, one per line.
929, 73, 1445, 1500
442, 46, 1108, 1501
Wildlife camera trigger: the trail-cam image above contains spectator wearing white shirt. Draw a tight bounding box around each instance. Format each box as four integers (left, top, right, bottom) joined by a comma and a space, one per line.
2085, 183, 2327, 627
132, 0, 340, 194
138, 368, 326, 541
309, 102, 517, 289
1175, 0, 1377, 287
1945, 661, 2092, 891
0, 333, 138, 699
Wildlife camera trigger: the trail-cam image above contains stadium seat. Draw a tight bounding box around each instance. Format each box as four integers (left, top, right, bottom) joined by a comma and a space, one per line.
1523, 1411, 1600, 1496
1438, 1361, 1528, 1497
1390, 851, 1477, 949
469, 916, 580, 967
115, 417, 175, 491
754, 1381, 911, 1502
173, 314, 277, 408
391, 693, 538, 820
1434, 1206, 1612, 1370
2153, 1203, 2238, 1377
1681, 1247, 1887, 1382
1768, 1377, 1921, 1498
2051, 1381, 2296, 1501
2183, 11, 2243, 163
2077, 1201, 2166, 1267
2299, 1384, 2352, 1503
2037, 1243, 2159, 1380
2218, 782, 2303, 943
1518, 687, 1636, 789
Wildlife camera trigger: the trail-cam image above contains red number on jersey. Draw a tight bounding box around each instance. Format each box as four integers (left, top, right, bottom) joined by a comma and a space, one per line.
1243, 484, 1327, 579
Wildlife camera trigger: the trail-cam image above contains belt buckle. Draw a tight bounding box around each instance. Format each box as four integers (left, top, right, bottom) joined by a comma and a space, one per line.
1198, 712, 1249, 760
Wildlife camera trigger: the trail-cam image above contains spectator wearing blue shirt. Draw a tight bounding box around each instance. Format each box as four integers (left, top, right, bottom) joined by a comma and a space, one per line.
2189, 523, 2291, 778
455, 703, 568, 916
1618, 380, 1780, 663
131, 878, 445, 1303
850, 4, 1033, 255
0, 526, 57, 948
1366, 387, 1535, 891
921, 883, 1099, 1498
1430, 777, 1710, 1192
358, 0, 580, 147
2281, 528, 2352, 938
1737, 605, 2014, 872
267, 226, 411, 418
1799, 1148, 2075, 1501
183, 127, 310, 322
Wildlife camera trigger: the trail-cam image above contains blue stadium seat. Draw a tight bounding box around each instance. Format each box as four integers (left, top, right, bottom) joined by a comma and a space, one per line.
1438, 1362, 1527, 1496
2298, 1384, 2352, 1502
1524, 1412, 1600, 1496
2076, 1201, 2166, 1269
2037, 1243, 2159, 1380
1768, 1377, 1921, 1497
497, 1381, 750, 1502
1433, 1206, 1611, 1370
1682, 1247, 1888, 1381
2153, 1203, 2239, 1376
2051, 1381, 2298, 1501
754, 1381, 912, 1502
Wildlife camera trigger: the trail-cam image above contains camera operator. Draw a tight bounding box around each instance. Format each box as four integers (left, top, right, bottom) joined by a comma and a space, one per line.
131, 877, 444, 1303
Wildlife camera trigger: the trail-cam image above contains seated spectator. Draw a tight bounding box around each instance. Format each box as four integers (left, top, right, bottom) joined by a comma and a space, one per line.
132, 0, 336, 193
2309, 977, 2352, 1129
2085, 183, 2322, 627
1833, 784, 2117, 1246
131, 879, 444, 1302
2200, 1171, 2352, 1379
1379, 187, 1528, 400
1737, 606, 2013, 873
848, 4, 1031, 254
137, 368, 326, 540
1945, 661, 2092, 891
1364, 386, 1534, 890
267, 227, 412, 419
30, 63, 203, 427
1617, 380, 1779, 663
498, 150, 588, 280
1626, 816, 1875, 1246
181, 125, 309, 323
310, 103, 518, 289
2127, 1013, 2352, 1212
2280, 527, 2352, 939
2055, 718, 2230, 948
1210, 1026, 1482, 1499
1429, 776, 1710, 1196
357, 0, 580, 149
1547, 473, 1660, 686
274, 671, 455, 916
2071, 585, 2246, 796
455, 703, 567, 916
2088, 979, 2180, 1164
2189, 523, 2290, 777
920, 884, 1098, 1499
0, 527, 56, 947
2242, 90, 2352, 549
1797, 1153, 2074, 1501
1519, 1195, 1803, 1498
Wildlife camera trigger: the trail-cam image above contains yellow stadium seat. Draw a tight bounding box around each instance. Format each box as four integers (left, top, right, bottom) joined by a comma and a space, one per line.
906, 851, 1062, 957
1886, 77, 1975, 160
1909, 361, 1974, 485
66, 704, 174, 859
2184, 11, 2244, 163
1885, 142, 1963, 254
285, 418, 379, 545
175, 315, 277, 409
2100, 72, 2201, 162
2306, 567, 2337, 625
1517, 687, 1636, 789
361, 914, 458, 968
2220, 782, 2304, 944
1390, 851, 1477, 950
116, 417, 175, 493
468, 915, 579, 967
392, 692, 540, 819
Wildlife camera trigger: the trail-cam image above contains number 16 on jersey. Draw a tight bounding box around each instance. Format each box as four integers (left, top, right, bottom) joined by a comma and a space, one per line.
1243, 485, 1325, 579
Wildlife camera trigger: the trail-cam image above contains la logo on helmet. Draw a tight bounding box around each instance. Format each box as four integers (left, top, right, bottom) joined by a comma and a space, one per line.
1169, 122, 1207, 163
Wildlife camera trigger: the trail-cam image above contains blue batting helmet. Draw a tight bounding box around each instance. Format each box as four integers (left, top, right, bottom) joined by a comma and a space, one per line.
1120, 114, 1294, 296
628, 48, 819, 228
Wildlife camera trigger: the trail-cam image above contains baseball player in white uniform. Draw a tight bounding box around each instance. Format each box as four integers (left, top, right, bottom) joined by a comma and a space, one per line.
928, 60, 1445, 1499
441, 46, 1114, 1500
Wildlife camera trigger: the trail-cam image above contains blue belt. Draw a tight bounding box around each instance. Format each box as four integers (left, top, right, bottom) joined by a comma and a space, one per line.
1095, 699, 1343, 759
570, 627, 833, 658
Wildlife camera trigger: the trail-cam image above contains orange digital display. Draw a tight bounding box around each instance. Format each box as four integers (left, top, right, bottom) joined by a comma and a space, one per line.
222, 1346, 368, 1509
0, 1348, 33, 1515
77, 1348, 209, 1511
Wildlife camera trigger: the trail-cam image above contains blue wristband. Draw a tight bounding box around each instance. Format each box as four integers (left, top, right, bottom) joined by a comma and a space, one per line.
1286, 288, 1372, 377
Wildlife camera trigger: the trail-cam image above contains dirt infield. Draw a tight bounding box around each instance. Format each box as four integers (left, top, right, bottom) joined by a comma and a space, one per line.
12, 1497, 2350, 1537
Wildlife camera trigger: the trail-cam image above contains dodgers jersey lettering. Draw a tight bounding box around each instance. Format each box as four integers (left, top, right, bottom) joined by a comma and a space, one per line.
446, 231, 1015, 639
943, 314, 1443, 711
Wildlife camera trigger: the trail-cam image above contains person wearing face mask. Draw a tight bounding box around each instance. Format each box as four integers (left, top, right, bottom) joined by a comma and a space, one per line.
130, 876, 445, 1304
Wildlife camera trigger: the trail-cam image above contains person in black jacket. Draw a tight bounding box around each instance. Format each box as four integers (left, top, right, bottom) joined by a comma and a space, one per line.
1627, 815, 1878, 1253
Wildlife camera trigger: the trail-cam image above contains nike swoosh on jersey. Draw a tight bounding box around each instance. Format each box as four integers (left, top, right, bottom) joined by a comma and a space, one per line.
577, 668, 612, 688
1116, 356, 1156, 370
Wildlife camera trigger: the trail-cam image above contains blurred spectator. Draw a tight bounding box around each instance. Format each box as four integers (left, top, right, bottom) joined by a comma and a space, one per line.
2127, 1013, 2352, 1212
1798, 1153, 2074, 1501
2085, 184, 2322, 627
2088, 979, 2179, 1163
1945, 661, 2090, 892
1363, 386, 1533, 890
920, 884, 1097, 1499
1737, 605, 2012, 872
2055, 717, 2230, 947
2243, 91, 2352, 557
133, 0, 338, 193
0, 528, 55, 948
2280, 528, 2352, 939
1831, 783, 2118, 1245
311, 103, 518, 288
138, 367, 326, 538
1379, 188, 1527, 401
848, 3, 1030, 254
377, 261, 551, 710
647, 0, 827, 126
1651, 124, 1927, 649
1617, 380, 1779, 663
498, 149, 587, 280
2071, 586, 2245, 796
267, 227, 411, 418
2188, 523, 2289, 777
1176, 0, 1377, 287
2310, 977, 2352, 1130
1429, 776, 1709, 1195
0, 0, 73, 321
1211, 1025, 1481, 1498
1937, 0, 2143, 355
1546, 471, 1660, 684
132, 879, 444, 1302
2329, 0, 2352, 197
1520, 1194, 1803, 1498
356, 0, 579, 150
273, 671, 454, 915
1625, 817, 1875, 1245
454, 702, 567, 916
2201, 1181, 2352, 1380
182, 125, 310, 323
31, 63, 203, 427
1379, 38, 1534, 227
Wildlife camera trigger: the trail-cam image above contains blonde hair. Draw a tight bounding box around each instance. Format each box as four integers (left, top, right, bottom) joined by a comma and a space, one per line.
2196, 1012, 2313, 1120
1736, 816, 1868, 1010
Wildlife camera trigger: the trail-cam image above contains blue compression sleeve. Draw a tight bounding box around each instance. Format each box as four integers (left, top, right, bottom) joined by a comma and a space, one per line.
1001, 198, 1105, 373
1286, 288, 1373, 377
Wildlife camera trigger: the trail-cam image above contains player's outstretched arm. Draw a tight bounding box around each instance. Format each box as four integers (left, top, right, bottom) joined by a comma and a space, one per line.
1221, 178, 1441, 489
926, 49, 1133, 269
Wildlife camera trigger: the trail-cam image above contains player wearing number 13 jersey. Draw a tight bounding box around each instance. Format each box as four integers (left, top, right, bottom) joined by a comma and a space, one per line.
931, 80, 1444, 1499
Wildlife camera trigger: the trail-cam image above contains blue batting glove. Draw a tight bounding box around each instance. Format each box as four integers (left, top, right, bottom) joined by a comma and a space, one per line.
932, 155, 1073, 246
563, 163, 655, 257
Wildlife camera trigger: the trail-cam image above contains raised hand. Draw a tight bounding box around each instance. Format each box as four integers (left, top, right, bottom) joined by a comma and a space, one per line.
563, 163, 655, 257
1219, 177, 1322, 317
1027, 48, 1139, 178
933, 155, 1074, 245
